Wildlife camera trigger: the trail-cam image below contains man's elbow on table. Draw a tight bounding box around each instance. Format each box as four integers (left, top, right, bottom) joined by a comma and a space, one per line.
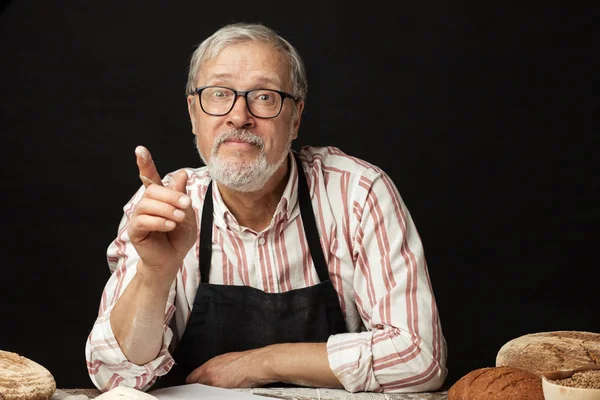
86, 339, 170, 392
379, 363, 447, 393
87, 366, 158, 393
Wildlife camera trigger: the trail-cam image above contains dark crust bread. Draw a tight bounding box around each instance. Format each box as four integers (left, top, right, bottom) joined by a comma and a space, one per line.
496, 330, 600, 376
448, 366, 544, 400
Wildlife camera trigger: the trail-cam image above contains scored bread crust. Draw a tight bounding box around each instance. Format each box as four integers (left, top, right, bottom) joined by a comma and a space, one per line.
448, 366, 544, 400
0, 350, 56, 400
496, 330, 600, 376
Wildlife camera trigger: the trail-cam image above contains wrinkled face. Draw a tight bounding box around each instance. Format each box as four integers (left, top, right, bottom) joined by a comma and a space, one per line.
187, 42, 304, 192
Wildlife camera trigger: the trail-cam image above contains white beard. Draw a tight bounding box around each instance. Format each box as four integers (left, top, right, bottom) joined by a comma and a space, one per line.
199, 129, 292, 193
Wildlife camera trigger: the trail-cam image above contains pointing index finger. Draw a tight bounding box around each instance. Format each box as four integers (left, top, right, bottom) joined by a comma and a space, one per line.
135, 145, 164, 187
139, 175, 156, 187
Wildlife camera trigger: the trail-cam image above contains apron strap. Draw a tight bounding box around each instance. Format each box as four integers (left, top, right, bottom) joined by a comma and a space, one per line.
293, 152, 330, 283
199, 182, 214, 283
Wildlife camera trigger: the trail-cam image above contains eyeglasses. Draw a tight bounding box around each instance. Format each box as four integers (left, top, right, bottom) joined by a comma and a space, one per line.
192, 86, 300, 119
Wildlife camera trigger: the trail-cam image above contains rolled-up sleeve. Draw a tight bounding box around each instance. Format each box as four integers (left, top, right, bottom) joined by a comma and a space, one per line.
85, 187, 178, 392
327, 171, 447, 393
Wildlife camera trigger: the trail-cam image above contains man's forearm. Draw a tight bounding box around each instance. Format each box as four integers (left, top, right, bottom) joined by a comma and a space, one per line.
262, 343, 343, 389
110, 261, 175, 365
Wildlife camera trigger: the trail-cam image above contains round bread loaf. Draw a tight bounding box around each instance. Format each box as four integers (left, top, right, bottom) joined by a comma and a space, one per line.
448, 366, 543, 400
0, 350, 56, 400
496, 330, 600, 376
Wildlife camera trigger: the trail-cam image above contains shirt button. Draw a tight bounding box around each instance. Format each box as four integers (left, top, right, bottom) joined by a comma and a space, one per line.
258, 237, 266, 246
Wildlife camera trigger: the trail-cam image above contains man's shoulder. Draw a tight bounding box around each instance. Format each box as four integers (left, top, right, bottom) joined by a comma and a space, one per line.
296, 145, 382, 178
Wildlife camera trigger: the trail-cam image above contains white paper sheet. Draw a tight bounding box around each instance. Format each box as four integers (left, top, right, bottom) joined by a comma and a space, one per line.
149, 384, 265, 400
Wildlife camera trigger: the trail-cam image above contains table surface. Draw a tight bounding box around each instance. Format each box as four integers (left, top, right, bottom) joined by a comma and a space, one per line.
58, 387, 449, 400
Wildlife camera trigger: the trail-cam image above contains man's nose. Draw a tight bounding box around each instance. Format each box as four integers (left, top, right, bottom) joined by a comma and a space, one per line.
227, 95, 255, 129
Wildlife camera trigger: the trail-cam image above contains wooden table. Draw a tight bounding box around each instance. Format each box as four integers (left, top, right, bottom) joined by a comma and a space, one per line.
56, 387, 448, 399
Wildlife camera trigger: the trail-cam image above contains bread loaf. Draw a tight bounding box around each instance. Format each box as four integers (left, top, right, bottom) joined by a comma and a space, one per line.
0, 350, 56, 400
496, 330, 600, 376
448, 366, 543, 400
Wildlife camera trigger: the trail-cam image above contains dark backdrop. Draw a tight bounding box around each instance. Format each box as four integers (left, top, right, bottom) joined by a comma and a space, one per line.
1, 0, 598, 390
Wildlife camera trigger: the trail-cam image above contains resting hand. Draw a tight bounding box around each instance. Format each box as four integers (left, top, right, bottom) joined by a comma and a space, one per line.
185, 348, 274, 388
127, 146, 198, 278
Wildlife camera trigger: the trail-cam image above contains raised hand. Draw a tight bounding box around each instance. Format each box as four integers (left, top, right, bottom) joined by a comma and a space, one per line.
127, 146, 198, 279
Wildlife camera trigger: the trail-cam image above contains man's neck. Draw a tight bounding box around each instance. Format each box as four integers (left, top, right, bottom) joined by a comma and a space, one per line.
216, 158, 290, 232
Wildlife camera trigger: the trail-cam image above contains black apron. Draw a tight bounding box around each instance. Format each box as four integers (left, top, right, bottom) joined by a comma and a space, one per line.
152, 153, 347, 389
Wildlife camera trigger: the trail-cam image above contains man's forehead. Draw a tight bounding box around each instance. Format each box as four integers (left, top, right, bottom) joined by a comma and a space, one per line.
197, 42, 290, 87
201, 71, 282, 86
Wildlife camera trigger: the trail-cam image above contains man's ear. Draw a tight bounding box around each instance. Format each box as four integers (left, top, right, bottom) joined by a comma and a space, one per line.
292, 100, 304, 139
187, 95, 197, 134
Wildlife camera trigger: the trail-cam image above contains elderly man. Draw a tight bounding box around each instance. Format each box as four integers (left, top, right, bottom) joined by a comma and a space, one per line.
85, 22, 447, 393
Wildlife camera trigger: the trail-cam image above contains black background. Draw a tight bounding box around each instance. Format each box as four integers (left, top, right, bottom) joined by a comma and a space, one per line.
1, 0, 598, 391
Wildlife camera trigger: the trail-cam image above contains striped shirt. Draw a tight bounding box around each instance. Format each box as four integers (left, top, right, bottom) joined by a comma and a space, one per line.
85, 145, 447, 393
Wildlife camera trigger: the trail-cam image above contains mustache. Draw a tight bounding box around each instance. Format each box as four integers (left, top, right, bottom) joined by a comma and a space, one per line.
214, 129, 264, 151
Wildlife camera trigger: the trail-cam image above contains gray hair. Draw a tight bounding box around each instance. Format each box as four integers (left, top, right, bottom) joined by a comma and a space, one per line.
185, 23, 308, 102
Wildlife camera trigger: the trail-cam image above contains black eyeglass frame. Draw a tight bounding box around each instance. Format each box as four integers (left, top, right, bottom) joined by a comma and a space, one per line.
191, 86, 300, 119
